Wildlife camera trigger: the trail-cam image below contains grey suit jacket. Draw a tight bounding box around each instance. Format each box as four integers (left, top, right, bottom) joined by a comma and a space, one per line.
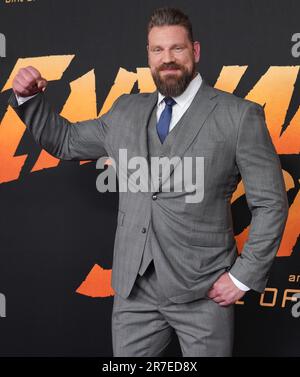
8, 79, 289, 303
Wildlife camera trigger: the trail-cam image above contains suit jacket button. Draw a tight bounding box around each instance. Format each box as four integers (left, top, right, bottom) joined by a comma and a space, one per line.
152, 194, 157, 200
141, 227, 147, 233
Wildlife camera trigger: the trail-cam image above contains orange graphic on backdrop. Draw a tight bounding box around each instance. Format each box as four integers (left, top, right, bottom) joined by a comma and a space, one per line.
1, 57, 299, 297
76, 264, 115, 297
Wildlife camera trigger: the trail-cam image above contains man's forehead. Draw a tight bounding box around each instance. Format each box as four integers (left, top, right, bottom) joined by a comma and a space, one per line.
148, 25, 189, 45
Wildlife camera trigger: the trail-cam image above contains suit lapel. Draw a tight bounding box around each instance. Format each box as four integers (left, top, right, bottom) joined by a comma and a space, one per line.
131, 90, 157, 191
134, 90, 158, 160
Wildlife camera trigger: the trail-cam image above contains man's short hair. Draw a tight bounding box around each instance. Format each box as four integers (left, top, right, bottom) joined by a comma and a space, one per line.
148, 7, 194, 43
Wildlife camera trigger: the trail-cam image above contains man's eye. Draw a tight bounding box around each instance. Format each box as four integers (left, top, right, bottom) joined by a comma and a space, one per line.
175, 47, 183, 51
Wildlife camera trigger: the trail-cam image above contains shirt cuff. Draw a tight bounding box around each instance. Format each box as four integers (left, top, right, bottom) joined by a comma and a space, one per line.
228, 272, 250, 291
15, 93, 38, 106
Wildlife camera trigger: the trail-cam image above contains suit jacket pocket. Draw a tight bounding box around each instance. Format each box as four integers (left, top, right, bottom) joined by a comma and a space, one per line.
117, 210, 125, 226
188, 230, 228, 247
116, 210, 141, 230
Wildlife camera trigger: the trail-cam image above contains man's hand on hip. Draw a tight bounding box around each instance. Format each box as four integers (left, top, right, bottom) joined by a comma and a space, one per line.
206, 272, 246, 306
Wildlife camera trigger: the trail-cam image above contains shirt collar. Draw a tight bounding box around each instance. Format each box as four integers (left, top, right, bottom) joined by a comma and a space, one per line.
157, 72, 202, 108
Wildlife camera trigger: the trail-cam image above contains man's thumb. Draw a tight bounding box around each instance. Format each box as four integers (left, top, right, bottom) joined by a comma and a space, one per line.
37, 78, 47, 92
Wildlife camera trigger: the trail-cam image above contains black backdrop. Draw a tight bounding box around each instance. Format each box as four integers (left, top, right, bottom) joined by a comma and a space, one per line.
0, 0, 299, 357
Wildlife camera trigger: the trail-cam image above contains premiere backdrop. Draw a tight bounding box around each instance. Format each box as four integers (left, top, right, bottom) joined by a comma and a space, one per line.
0, 0, 299, 356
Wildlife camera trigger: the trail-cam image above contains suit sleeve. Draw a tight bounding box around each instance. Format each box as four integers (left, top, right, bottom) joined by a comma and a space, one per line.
229, 102, 289, 292
8, 90, 121, 160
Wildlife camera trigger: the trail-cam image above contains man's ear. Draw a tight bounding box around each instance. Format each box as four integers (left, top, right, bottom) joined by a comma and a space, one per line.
193, 41, 200, 63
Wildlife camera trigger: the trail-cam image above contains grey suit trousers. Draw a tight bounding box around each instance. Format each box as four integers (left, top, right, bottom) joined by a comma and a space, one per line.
112, 261, 234, 357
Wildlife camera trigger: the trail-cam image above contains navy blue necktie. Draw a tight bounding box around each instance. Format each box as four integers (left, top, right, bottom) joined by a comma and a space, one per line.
156, 97, 176, 143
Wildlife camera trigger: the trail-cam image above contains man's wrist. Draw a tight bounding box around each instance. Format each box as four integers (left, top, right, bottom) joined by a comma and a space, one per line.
15, 92, 38, 106
228, 272, 250, 291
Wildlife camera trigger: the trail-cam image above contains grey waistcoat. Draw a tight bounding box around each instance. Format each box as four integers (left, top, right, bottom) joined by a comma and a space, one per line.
138, 103, 189, 275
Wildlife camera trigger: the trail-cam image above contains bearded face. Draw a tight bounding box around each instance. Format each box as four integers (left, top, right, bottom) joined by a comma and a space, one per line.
147, 25, 200, 97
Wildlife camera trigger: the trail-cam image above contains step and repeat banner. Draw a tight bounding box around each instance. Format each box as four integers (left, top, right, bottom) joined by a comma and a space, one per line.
0, 0, 299, 356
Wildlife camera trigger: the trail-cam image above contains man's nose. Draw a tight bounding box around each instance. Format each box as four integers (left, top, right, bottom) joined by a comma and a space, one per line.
161, 49, 175, 63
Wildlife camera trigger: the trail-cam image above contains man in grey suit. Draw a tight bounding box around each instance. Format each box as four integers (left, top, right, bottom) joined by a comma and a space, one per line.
9, 7, 288, 356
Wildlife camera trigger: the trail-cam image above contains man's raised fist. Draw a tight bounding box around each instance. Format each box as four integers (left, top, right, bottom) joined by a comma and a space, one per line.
12, 66, 47, 97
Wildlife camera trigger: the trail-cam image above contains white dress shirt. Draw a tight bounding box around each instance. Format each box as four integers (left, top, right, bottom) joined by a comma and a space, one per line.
156, 72, 203, 131
15, 76, 250, 291
16, 93, 37, 105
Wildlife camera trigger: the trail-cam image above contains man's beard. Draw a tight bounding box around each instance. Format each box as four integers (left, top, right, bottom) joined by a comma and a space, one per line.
151, 62, 195, 97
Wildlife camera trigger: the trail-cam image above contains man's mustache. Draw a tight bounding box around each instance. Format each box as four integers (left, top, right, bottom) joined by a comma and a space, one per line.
158, 63, 183, 71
